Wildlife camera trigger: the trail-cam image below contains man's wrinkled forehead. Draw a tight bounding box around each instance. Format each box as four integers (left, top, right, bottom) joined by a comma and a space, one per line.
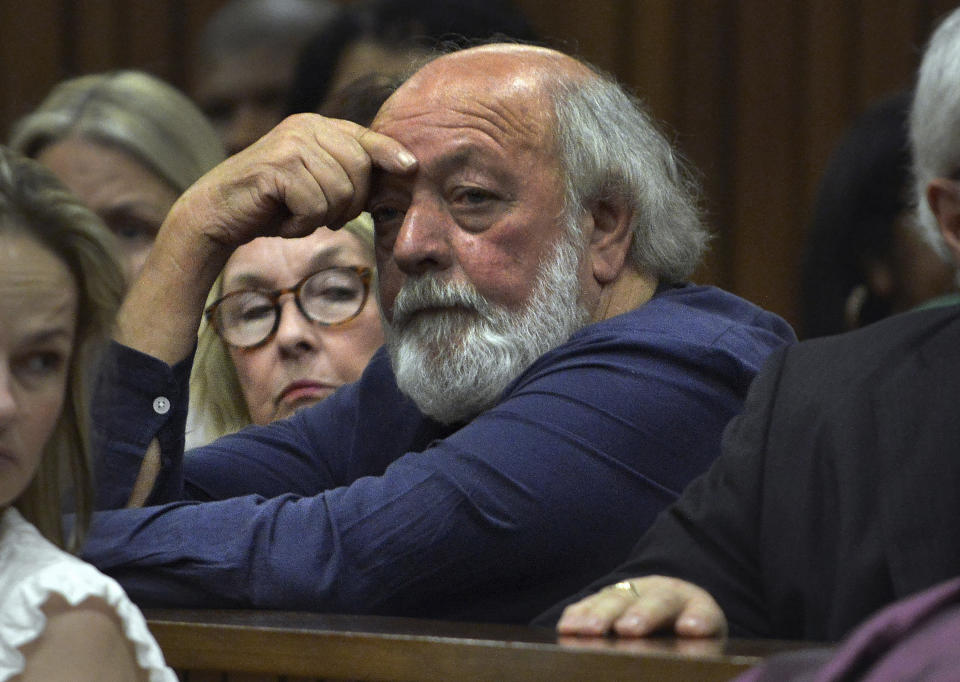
372, 76, 548, 156
370, 44, 585, 134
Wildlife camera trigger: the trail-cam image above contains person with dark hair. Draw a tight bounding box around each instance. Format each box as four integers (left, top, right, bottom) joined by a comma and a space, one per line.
81, 44, 792, 623
191, 0, 340, 154
318, 71, 403, 127
286, 0, 539, 116
800, 91, 956, 339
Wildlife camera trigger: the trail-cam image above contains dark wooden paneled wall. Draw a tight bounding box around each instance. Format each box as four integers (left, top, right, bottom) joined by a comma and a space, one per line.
2, 0, 957, 329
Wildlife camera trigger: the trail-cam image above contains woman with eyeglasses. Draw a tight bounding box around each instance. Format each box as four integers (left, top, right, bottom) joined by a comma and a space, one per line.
188, 215, 384, 444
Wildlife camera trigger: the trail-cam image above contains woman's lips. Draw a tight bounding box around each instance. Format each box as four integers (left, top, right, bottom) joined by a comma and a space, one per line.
278, 380, 335, 405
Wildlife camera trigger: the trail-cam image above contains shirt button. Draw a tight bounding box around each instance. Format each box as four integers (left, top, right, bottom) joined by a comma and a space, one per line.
153, 396, 171, 415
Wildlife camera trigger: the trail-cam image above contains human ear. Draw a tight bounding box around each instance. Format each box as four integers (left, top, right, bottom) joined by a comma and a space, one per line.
863, 256, 894, 298
927, 179, 960, 264
584, 197, 634, 284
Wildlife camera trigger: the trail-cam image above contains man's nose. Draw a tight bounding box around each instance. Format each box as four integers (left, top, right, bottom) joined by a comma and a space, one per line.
391, 199, 453, 276
273, 296, 319, 355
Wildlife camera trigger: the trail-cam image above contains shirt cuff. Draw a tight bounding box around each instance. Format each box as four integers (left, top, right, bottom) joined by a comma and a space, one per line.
92, 341, 195, 508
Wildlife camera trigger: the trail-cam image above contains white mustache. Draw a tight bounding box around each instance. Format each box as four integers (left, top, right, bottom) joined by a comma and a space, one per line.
391, 277, 490, 327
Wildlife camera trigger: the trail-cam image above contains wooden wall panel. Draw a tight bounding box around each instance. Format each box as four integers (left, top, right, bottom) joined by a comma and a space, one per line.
624, 1, 681, 123
0, 0, 957, 328
520, 0, 623, 74
669, 1, 737, 289
802, 1, 856, 205
125, 1, 180, 76
68, 0, 124, 73
0, 0, 64, 127
728, 0, 806, 314
856, 2, 924, 105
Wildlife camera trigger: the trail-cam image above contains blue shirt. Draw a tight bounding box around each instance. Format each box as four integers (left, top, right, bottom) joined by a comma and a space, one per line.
84, 284, 795, 622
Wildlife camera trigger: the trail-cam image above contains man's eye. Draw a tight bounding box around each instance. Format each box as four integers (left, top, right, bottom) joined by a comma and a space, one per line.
370, 205, 404, 226
455, 188, 496, 206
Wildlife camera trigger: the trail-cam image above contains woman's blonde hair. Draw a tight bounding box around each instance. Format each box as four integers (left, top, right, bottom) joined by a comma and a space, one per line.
0, 146, 125, 551
9, 70, 224, 193
188, 215, 376, 443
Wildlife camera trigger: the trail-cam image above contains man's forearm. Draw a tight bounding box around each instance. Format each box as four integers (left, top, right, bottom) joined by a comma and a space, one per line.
116, 113, 417, 365
114, 199, 231, 365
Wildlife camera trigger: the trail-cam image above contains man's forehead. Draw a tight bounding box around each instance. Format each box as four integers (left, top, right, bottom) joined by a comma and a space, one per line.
372, 62, 558, 150
373, 93, 547, 151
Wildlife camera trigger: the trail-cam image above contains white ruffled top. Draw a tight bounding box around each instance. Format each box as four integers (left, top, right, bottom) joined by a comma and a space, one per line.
0, 507, 176, 681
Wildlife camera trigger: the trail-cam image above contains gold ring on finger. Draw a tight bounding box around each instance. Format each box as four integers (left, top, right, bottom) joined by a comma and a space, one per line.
611, 580, 641, 598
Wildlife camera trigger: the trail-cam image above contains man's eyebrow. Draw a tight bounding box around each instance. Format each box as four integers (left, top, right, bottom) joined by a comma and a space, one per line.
433, 146, 479, 172
370, 145, 504, 195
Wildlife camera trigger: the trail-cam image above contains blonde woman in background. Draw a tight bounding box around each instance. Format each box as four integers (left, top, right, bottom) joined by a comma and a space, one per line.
0, 146, 175, 681
9, 70, 383, 448
9, 70, 225, 283
9, 70, 227, 448
190, 214, 384, 443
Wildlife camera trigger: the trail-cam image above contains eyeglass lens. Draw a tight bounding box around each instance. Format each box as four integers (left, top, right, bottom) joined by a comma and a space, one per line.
214, 268, 366, 347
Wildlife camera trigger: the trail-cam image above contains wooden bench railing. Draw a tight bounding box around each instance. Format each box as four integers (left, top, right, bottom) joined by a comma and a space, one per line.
146, 610, 808, 681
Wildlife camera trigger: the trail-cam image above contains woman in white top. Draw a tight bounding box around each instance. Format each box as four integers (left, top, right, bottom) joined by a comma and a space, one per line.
0, 146, 176, 681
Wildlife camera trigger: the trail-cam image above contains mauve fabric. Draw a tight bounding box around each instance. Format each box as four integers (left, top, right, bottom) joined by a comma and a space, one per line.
738, 577, 960, 681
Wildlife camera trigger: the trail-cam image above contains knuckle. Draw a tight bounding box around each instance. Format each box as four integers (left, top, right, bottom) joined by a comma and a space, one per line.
326, 174, 355, 207
277, 112, 316, 130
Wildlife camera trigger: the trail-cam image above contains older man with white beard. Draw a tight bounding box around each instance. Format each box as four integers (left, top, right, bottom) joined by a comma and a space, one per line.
386, 218, 587, 424
82, 43, 794, 622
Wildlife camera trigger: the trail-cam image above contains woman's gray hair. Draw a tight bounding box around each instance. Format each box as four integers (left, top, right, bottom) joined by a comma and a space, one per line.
0, 146, 124, 552
9, 70, 224, 193
550, 68, 708, 282
910, 7, 960, 262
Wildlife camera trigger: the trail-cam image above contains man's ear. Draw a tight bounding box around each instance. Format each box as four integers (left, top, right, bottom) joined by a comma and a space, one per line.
927, 179, 960, 263
584, 197, 634, 284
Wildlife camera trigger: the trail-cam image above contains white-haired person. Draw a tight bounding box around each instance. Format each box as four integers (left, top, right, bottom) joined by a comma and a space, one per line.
9, 69, 225, 284
81, 44, 793, 622
548, 10, 960, 673
0, 146, 175, 681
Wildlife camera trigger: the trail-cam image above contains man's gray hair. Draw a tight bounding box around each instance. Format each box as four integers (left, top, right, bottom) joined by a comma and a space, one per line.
910, 7, 960, 262
550, 69, 708, 282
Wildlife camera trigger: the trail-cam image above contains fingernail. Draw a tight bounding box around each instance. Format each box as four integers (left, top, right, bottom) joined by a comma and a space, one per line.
559, 615, 602, 634
678, 615, 705, 633
397, 151, 417, 169
584, 616, 606, 631
617, 615, 647, 634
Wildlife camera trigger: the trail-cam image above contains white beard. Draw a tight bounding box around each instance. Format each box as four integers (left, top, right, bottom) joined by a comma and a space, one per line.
385, 230, 589, 424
